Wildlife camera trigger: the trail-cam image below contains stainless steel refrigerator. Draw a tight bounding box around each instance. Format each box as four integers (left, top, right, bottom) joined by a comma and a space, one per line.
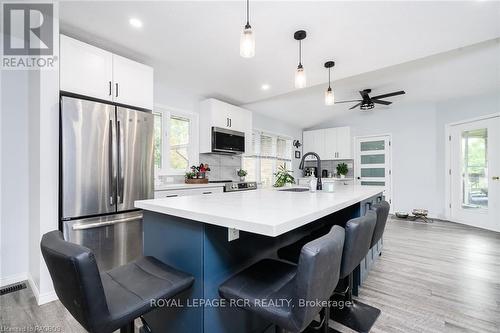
60, 95, 154, 271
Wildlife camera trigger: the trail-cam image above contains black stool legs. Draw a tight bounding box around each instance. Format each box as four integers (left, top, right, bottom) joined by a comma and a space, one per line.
331, 273, 380, 333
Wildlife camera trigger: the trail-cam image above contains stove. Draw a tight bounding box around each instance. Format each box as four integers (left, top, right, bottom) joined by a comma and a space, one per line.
209, 180, 258, 192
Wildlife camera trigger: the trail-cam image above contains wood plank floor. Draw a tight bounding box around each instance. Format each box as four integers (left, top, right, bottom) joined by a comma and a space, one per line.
1, 217, 499, 333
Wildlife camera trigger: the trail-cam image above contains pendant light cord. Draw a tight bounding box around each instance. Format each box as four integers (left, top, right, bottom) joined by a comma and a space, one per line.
246, 0, 250, 26
298, 40, 302, 66
328, 68, 331, 89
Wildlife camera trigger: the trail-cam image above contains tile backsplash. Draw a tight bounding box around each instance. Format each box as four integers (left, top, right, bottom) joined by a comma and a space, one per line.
199, 153, 242, 182
304, 159, 354, 178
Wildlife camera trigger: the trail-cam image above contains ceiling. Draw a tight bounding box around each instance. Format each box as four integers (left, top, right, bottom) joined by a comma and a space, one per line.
60, 1, 500, 108
245, 38, 500, 128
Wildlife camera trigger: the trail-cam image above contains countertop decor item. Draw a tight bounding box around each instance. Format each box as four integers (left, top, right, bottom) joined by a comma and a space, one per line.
336, 162, 348, 179
273, 164, 295, 187
237, 169, 248, 181
186, 164, 210, 183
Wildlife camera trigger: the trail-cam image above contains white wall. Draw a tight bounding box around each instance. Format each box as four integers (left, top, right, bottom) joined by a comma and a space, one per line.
0, 69, 30, 286
309, 92, 500, 218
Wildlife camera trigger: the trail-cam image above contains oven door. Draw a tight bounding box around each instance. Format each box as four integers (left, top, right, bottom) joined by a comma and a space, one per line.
211, 127, 245, 154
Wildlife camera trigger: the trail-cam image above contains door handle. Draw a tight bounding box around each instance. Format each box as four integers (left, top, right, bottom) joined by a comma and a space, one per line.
117, 120, 124, 204
72, 216, 139, 230
108, 119, 115, 206
115, 83, 119, 98
493, 176, 500, 181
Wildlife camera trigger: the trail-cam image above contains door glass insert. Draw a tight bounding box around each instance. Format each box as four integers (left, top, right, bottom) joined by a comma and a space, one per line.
361, 154, 385, 164
361, 168, 385, 178
360, 140, 385, 151
461, 128, 488, 209
361, 181, 385, 186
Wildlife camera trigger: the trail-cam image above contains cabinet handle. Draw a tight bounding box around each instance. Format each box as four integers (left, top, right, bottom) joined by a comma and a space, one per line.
226, 118, 229, 127
165, 194, 178, 198
229, 118, 232, 127
202, 191, 212, 194
115, 83, 118, 98
109, 81, 112, 96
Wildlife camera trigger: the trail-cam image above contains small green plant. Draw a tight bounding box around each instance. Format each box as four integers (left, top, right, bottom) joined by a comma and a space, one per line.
273, 164, 295, 187
336, 163, 348, 176
185, 171, 196, 179
237, 169, 248, 177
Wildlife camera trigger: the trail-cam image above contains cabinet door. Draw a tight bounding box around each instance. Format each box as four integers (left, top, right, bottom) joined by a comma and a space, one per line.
303, 131, 314, 160
336, 127, 351, 159
209, 100, 232, 128
313, 130, 326, 160
324, 128, 337, 160
112, 54, 154, 110
60, 35, 113, 101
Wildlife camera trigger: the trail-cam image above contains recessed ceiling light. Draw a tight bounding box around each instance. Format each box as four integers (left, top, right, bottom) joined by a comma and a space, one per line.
261, 84, 270, 91
129, 18, 143, 28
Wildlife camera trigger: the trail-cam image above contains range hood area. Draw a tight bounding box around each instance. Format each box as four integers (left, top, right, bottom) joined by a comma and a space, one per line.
199, 98, 253, 155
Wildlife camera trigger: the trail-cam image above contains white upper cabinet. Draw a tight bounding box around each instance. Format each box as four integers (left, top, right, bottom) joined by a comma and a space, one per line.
60, 35, 113, 101
112, 54, 153, 110
303, 127, 351, 160
60, 35, 153, 110
199, 98, 253, 154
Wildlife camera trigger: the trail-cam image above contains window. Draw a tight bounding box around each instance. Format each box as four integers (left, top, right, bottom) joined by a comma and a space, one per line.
243, 130, 293, 187
153, 106, 198, 176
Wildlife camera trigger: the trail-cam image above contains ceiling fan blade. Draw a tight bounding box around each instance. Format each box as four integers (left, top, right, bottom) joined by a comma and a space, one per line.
349, 103, 361, 110
335, 100, 362, 104
372, 99, 392, 105
371, 90, 405, 100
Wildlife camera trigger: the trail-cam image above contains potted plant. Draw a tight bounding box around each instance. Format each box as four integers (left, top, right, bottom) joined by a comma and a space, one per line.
273, 164, 295, 187
237, 169, 248, 182
336, 162, 348, 179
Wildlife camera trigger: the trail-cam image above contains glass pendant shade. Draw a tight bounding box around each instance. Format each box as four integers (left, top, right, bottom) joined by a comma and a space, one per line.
325, 87, 335, 105
240, 26, 255, 58
295, 65, 306, 89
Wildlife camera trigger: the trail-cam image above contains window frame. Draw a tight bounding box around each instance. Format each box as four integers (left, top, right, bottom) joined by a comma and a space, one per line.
154, 104, 199, 177
242, 129, 293, 187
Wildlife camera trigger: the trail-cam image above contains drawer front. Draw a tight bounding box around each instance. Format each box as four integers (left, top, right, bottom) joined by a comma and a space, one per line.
154, 187, 223, 198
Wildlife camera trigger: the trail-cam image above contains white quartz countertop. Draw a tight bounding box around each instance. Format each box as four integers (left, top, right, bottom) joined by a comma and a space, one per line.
136, 185, 384, 237
155, 183, 226, 191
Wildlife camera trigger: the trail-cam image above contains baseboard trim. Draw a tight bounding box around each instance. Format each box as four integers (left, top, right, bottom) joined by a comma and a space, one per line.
27, 273, 58, 305
0, 272, 28, 288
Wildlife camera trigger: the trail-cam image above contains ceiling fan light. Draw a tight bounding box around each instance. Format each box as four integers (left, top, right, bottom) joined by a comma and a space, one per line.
295, 65, 306, 89
360, 102, 374, 110
325, 87, 334, 106
240, 26, 255, 58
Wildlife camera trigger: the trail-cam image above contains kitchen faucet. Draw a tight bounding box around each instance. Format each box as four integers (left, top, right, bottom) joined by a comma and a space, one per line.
299, 152, 322, 190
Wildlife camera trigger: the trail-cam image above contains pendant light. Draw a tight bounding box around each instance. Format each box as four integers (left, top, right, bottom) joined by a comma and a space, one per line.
324, 61, 335, 105
294, 30, 307, 89
240, 0, 255, 58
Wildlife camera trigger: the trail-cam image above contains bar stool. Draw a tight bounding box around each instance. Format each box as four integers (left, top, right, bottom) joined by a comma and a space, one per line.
41, 231, 194, 333
219, 225, 345, 333
332, 204, 388, 333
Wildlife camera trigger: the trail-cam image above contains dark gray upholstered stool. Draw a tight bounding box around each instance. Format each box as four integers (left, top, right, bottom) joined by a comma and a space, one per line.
40, 231, 194, 333
219, 225, 345, 333
333, 201, 390, 332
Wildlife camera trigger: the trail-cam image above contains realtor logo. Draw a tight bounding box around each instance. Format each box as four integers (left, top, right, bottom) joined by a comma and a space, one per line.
2, 2, 56, 69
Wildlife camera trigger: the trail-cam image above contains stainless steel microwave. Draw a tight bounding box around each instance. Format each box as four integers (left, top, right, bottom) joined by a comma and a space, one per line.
211, 127, 245, 154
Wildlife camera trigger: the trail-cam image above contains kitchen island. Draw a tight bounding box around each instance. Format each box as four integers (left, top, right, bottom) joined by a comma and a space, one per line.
135, 185, 384, 333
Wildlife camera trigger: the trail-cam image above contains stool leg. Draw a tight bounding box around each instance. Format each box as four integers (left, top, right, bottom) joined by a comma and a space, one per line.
120, 321, 135, 333
330, 273, 381, 333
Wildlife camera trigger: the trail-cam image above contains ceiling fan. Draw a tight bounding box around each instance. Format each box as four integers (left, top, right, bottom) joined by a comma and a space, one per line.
336, 89, 406, 111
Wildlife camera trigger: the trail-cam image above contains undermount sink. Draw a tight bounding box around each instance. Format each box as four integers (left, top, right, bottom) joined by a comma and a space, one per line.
278, 187, 310, 192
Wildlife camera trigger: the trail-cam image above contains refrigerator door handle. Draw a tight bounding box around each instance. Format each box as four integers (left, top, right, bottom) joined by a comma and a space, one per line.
117, 120, 124, 204
72, 216, 139, 230
108, 119, 115, 206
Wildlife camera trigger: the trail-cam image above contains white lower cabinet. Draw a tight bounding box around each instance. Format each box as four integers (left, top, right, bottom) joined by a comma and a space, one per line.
154, 186, 224, 198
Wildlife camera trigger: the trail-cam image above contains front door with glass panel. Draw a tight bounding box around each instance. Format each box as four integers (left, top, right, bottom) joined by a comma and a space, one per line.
355, 135, 392, 206
450, 116, 499, 230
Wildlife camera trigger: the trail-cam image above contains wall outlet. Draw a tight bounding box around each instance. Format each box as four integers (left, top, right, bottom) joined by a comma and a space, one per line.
228, 228, 240, 241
